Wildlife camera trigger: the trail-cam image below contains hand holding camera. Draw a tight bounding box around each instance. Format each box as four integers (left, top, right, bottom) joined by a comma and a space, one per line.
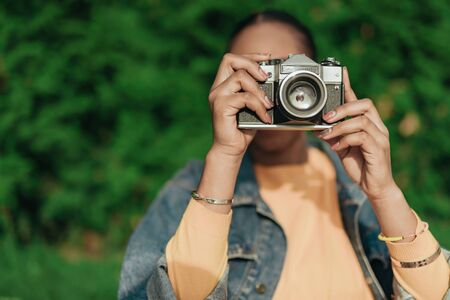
208, 52, 273, 158
316, 68, 401, 206
197, 52, 274, 213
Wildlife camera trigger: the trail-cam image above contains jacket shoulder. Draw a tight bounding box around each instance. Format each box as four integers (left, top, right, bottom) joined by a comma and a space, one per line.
118, 159, 204, 299
146, 158, 205, 218
165, 159, 204, 191
175, 159, 204, 183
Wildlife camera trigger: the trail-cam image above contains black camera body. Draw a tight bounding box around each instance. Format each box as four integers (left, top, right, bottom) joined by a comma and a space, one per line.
237, 54, 344, 130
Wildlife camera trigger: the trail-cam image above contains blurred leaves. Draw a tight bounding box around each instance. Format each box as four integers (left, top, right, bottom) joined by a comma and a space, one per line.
0, 0, 449, 251
0, 0, 214, 244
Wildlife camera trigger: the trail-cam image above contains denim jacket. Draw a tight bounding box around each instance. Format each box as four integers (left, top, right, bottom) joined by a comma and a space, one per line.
119, 139, 450, 300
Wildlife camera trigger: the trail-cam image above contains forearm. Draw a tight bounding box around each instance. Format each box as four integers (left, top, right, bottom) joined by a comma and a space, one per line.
197, 146, 243, 214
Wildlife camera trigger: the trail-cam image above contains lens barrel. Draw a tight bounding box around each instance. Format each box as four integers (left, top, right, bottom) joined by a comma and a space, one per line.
278, 71, 327, 119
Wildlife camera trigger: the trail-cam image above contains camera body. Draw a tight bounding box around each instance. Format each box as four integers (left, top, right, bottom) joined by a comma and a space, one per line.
237, 54, 344, 130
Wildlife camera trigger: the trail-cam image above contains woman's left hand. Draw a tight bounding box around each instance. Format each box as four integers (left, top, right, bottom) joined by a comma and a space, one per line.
316, 67, 400, 204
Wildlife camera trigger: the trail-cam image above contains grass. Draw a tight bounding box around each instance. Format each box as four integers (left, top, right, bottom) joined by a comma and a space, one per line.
0, 238, 121, 300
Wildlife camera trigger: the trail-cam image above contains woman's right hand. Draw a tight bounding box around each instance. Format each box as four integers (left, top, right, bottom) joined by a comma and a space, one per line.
197, 53, 273, 213
208, 53, 273, 158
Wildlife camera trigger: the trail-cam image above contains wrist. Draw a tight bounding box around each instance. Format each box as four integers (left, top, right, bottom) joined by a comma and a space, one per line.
369, 184, 417, 238
208, 144, 245, 166
370, 183, 405, 209
196, 146, 244, 214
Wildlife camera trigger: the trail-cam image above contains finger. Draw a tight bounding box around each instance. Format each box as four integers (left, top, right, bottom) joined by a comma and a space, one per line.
313, 131, 350, 158
343, 67, 358, 103
241, 53, 272, 61
211, 69, 273, 109
323, 98, 389, 136
212, 53, 271, 89
214, 92, 272, 124
331, 131, 378, 154
318, 115, 389, 149
313, 132, 339, 147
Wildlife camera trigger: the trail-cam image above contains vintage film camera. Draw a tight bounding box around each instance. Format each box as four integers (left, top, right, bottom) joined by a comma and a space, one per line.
237, 54, 344, 130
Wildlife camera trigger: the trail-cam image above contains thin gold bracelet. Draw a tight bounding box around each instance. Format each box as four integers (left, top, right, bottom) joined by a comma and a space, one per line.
378, 222, 429, 242
391, 247, 441, 268
191, 191, 233, 205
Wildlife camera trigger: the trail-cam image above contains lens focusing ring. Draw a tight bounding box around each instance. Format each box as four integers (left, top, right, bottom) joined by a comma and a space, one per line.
278, 71, 327, 119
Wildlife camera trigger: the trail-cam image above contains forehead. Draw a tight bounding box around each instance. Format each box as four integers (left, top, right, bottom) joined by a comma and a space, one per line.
230, 21, 311, 59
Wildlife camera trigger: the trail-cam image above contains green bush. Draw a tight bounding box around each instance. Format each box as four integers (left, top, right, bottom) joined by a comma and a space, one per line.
0, 0, 449, 298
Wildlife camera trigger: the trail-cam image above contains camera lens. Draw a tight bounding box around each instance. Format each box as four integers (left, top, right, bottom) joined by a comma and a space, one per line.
279, 71, 327, 119
287, 82, 318, 111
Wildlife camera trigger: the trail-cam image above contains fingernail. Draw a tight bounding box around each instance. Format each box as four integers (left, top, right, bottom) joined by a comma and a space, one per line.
264, 96, 273, 108
317, 128, 331, 138
324, 110, 336, 120
259, 67, 268, 79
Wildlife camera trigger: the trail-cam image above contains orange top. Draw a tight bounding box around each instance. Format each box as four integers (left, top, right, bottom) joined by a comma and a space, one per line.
166, 148, 449, 300
252, 147, 373, 299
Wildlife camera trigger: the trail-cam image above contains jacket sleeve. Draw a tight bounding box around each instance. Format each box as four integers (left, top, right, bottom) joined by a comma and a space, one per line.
147, 254, 230, 300
118, 160, 230, 300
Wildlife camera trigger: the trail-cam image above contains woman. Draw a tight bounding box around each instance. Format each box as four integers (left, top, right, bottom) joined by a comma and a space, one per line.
119, 10, 449, 300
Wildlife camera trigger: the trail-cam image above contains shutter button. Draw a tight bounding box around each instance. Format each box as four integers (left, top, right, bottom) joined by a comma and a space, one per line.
255, 283, 266, 294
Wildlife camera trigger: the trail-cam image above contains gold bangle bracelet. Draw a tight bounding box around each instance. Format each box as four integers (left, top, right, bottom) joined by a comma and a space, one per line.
191, 191, 233, 205
378, 222, 429, 242
391, 247, 441, 268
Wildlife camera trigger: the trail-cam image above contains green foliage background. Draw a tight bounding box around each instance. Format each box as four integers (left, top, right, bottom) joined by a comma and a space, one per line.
1, 0, 449, 298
